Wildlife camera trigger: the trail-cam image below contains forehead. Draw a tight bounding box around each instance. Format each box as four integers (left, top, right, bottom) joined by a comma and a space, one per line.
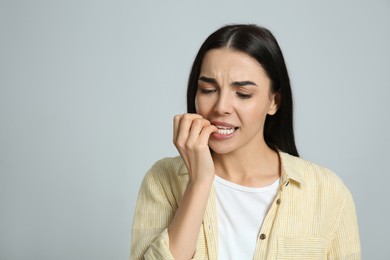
200, 48, 268, 80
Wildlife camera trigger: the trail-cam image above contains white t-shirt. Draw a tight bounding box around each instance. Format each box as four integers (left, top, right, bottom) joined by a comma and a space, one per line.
214, 175, 280, 260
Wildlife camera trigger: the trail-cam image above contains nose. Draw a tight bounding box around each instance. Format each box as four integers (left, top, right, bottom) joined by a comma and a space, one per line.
214, 90, 233, 115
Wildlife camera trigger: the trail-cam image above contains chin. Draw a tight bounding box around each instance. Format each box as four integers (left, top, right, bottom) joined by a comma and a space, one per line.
208, 142, 236, 155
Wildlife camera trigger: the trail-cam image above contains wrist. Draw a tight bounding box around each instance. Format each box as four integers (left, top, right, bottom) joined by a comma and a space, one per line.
187, 176, 214, 190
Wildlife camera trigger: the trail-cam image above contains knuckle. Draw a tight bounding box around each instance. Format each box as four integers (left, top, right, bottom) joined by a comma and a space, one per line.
174, 114, 182, 124
184, 113, 202, 121
193, 145, 201, 153
175, 139, 185, 149
182, 114, 192, 120
193, 118, 203, 126
176, 145, 185, 153
185, 140, 194, 149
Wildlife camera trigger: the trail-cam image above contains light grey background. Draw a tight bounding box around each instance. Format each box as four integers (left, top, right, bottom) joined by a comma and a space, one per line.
1, 1, 389, 259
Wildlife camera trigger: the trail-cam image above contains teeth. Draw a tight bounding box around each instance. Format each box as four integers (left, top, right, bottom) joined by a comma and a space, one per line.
217, 128, 235, 135
216, 126, 231, 129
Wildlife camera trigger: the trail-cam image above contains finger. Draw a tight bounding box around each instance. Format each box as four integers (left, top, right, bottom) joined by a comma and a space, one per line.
177, 149, 191, 173
186, 118, 212, 147
198, 125, 218, 146
173, 114, 183, 143
174, 114, 203, 172
175, 114, 203, 147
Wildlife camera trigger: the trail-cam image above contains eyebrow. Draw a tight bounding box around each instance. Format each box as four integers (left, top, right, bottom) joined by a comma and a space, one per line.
198, 76, 257, 87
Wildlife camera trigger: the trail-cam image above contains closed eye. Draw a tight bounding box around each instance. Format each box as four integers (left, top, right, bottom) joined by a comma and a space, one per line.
236, 92, 252, 99
200, 88, 217, 94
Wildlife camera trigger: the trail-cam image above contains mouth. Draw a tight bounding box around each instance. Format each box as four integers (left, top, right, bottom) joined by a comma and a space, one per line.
214, 125, 239, 135
211, 121, 239, 137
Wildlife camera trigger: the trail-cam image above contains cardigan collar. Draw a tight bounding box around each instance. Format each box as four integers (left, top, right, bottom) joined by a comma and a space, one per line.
178, 150, 304, 186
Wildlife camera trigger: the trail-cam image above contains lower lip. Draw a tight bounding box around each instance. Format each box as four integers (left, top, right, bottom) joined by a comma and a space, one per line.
211, 129, 237, 140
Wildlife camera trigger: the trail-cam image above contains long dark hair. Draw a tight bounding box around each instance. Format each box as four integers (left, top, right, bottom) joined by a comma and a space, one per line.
186, 24, 299, 157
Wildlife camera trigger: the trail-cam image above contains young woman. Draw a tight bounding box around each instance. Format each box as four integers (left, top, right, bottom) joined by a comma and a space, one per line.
130, 24, 361, 260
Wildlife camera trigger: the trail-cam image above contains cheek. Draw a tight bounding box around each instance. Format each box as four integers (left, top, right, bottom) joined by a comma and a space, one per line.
241, 99, 271, 122
194, 94, 200, 113
194, 94, 209, 116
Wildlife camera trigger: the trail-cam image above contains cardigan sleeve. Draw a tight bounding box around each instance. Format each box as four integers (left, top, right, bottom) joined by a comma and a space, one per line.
130, 163, 176, 260
327, 187, 361, 260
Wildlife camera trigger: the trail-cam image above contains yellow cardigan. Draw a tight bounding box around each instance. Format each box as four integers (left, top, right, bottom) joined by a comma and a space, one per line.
130, 151, 361, 259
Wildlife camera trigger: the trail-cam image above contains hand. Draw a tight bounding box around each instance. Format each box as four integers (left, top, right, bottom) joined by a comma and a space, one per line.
173, 114, 218, 184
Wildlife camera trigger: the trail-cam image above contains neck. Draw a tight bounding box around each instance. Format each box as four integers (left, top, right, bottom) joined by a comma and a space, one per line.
212, 142, 280, 187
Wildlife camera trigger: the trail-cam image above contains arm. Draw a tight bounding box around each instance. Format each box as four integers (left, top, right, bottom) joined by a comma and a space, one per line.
130, 165, 176, 260
130, 114, 217, 260
168, 114, 217, 259
167, 176, 213, 259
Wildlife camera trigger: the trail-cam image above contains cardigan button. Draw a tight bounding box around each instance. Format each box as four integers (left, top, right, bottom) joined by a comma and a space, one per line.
276, 198, 281, 204
259, 233, 267, 240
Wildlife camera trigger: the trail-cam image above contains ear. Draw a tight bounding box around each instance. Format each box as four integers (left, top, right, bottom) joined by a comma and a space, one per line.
267, 92, 280, 115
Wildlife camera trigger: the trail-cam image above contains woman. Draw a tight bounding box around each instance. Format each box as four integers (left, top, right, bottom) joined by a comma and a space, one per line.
130, 24, 361, 260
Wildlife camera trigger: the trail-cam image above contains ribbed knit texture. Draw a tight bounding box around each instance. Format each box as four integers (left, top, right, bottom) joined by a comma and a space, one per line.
130, 151, 361, 259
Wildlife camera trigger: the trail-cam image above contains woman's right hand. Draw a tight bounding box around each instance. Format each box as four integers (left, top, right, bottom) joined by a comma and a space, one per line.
169, 114, 218, 259
173, 114, 218, 184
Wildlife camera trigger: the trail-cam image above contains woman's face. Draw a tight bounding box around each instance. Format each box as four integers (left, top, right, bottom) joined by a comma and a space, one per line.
195, 48, 279, 155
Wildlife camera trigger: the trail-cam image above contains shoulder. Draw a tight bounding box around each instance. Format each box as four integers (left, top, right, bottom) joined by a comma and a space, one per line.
280, 152, 352, 199
142, 156, 187, 187
138, 156, 188, 204
147, 156, 186, 176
